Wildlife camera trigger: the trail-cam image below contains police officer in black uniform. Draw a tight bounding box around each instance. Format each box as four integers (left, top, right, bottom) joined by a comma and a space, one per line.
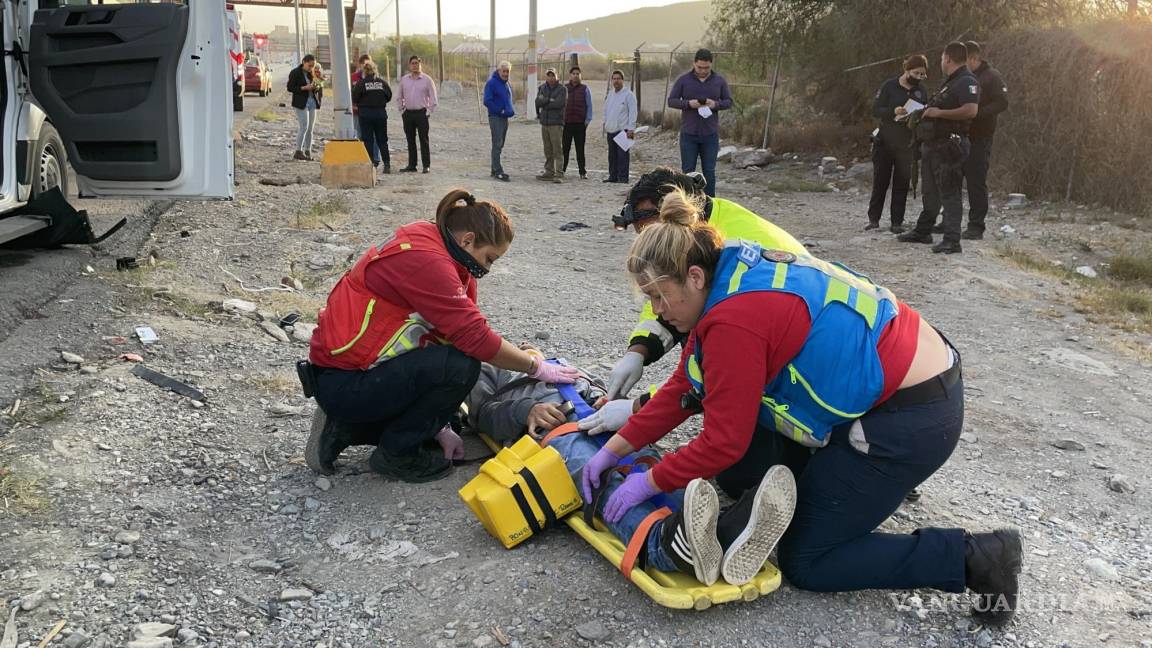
866, 54, 930, 233
958, 41, 1008, 240
898, 42, 979, 254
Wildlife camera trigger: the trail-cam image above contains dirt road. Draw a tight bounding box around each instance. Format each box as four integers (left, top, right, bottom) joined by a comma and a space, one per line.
1, 86, 1150, 648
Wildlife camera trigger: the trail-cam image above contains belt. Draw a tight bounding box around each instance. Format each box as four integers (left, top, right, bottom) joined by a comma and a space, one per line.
876, 353, 961, 410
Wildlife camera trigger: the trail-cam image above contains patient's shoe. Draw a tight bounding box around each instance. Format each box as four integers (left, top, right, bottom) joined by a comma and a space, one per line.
716, 465, 797, 585
659, 478, 723, 585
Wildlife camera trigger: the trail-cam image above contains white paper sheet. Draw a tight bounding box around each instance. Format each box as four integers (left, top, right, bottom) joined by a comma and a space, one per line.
613, 130, 635, 152
697, 105, 714, 119
895, 98, 925, 122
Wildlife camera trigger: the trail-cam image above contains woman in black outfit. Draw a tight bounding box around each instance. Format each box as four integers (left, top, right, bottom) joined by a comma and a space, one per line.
351, 60, 393, 173
867, 55, 929, 233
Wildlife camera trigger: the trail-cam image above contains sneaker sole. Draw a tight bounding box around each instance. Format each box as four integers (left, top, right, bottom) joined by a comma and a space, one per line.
683, 479, 723, 586
305, 408, 335, 475
721, 465, 797, 585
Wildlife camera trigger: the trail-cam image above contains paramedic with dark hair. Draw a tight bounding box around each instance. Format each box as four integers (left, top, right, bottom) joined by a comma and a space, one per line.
304, 189, 579, 483
584, 188, 1024, 626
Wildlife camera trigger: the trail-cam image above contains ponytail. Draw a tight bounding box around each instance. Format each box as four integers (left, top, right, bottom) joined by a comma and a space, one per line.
435, 189, 514, 249
627, 187, 722, 288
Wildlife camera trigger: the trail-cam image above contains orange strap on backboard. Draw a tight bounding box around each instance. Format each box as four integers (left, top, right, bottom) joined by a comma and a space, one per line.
538, 422, 581, 447
620, 506, 672, 581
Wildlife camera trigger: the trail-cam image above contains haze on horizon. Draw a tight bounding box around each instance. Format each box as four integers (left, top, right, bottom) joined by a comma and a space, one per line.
235, 0, 697, 39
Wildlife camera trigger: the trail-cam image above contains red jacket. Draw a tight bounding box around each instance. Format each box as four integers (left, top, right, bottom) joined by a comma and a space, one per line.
309, 221, 502, 370
619, 291, 919, 492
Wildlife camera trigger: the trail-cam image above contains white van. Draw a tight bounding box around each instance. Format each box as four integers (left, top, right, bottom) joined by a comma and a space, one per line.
0, 0, 234, 247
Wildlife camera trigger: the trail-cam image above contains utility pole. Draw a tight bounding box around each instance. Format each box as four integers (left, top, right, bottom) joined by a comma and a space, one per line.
328, 0, 355, 140
436, 0, 445, 83
395, 0, 401, 83
293, 0, 302, 62
490, 0, 496, 70
527, 0, 537, 116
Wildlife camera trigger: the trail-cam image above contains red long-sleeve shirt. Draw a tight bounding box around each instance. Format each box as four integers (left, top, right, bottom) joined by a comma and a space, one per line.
362, 246, 503, 362
620, 291, 920, 492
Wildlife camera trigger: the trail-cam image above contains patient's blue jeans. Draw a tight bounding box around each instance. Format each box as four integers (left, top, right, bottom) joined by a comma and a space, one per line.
546, 433, 681, 573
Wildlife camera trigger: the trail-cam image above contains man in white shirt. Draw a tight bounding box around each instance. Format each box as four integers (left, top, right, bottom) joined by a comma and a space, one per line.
602, 70, 638, 183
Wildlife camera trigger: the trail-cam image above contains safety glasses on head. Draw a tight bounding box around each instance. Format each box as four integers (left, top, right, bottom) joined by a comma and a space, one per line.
614, 203, 660, 230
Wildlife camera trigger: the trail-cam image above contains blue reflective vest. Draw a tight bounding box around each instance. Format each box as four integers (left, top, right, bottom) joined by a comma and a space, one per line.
684, 242, 900, 447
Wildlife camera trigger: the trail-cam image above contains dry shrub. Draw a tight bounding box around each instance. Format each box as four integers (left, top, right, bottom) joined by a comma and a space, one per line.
992, 20, 1152, 215
1108, 249, 1152, 285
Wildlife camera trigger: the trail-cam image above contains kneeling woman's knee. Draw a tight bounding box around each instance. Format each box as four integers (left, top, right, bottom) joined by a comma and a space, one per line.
777, 543, 834, 593
443, 348, 481, 387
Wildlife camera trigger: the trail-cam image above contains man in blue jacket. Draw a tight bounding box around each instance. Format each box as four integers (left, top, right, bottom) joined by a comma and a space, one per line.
483, 61, 515, 182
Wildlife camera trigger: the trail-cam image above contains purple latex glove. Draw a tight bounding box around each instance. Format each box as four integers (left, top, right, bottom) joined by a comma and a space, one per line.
530, 360, 581, 385
603, 471, 660, 523
434, 426, 464, 460
581, 446, 622, 502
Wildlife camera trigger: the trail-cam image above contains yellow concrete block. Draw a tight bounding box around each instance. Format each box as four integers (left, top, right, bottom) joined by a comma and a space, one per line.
320, 140, 375, 188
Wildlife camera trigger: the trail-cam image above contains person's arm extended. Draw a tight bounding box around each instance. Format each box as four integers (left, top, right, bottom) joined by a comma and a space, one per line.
714, 77, 733, 110
925, 104, 977, 121
647, 323, 769, 492
666, 76, 686, 109
615, 340, 697, 451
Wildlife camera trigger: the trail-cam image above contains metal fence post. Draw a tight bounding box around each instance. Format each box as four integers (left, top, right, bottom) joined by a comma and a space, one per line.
762, 36, 785, 150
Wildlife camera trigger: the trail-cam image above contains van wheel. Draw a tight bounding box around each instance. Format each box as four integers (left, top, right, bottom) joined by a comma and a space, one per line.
33, 123, 69, 199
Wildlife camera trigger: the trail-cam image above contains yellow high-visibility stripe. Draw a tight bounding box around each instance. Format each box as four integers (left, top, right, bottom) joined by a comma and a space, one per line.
330, 299, 377, 355
771, 262, 788, 289
727, 262, 748, 295
687, 356, 703, 383
854, 292, 879, 328
823, 279, 851, 307
400, 242, 412, 250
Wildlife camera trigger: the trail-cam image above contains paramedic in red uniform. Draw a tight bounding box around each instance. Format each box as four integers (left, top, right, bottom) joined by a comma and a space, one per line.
582, 189, 1024, 625
305, 189, 580, 483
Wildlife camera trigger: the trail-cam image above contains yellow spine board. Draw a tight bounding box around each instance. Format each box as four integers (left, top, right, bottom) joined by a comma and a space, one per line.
472, 433, 782, 609
458, 436, 582, 549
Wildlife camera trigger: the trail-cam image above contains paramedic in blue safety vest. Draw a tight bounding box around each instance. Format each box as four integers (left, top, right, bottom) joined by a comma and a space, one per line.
582, 188, 1024, 626
466, 346, 799, 587
303, 189, 580, 484
598, 167, 806, 411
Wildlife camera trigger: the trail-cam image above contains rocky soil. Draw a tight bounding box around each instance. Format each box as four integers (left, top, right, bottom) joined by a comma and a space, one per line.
1, 85, 1150, 648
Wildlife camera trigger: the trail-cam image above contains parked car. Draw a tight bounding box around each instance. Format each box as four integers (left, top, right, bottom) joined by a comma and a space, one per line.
244, 56, 271, 96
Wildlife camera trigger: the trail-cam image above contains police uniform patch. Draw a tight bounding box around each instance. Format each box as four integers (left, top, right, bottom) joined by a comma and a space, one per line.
762, 250, 796, 264
969, 85, 979, 95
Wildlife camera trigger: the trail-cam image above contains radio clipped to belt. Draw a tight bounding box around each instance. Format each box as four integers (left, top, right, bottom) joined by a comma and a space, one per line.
459, 435, 582, 549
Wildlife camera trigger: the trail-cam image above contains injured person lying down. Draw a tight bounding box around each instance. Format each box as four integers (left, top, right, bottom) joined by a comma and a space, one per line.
464, 352, 798, 586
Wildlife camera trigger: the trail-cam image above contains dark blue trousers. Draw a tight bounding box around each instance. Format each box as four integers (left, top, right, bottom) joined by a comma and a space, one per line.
314, 346, 479, 455
358, 107, 390, 167
679, 131, 720, 196
716, 375, 967, 594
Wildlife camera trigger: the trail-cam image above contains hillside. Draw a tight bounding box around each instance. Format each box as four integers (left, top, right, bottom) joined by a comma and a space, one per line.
428, 1, 711, 57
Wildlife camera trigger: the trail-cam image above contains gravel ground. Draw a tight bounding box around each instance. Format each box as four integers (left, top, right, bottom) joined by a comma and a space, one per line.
1, 86, 1150, 648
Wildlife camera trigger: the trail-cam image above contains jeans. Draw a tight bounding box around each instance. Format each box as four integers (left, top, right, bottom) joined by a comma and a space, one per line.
295, 105, 317, 152
868, 139, 914, 226
913, 139, 970, 244
358, 108, 390, 167
562, 122, 587, 175
679, 131, 721, 196
488, 115, 508, 175
541, 125, 563, 176
606, 132, 630, 182
715, 371, 967, 593
402, 109, 431, 170
963, 136, 993, 233
545, 433, 682, 573
313, 346, 480, 456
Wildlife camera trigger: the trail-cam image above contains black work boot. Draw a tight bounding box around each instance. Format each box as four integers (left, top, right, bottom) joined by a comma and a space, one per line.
368, 445, 452, 483
716, 465, 797, 585
932, 240, 963, 254
965, 528, 1023, 627
890, 223, 907, 234
658, 478, 722, 585
898, 230, 934, 244
305, 409, 379, 475
864, 220, 880, 231
961, 229, 984, 241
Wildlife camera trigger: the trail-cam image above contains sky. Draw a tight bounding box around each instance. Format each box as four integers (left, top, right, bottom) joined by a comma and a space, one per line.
235, 0, 694, 38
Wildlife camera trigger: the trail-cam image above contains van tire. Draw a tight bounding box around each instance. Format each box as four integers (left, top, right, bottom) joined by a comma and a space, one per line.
32, 123, 69, 199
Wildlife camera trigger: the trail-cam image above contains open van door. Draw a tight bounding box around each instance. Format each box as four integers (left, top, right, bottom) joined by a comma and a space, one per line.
26, 1, 233, 199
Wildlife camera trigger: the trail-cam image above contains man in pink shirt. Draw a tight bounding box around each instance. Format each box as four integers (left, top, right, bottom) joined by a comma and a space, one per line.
397, 55, 438, 173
